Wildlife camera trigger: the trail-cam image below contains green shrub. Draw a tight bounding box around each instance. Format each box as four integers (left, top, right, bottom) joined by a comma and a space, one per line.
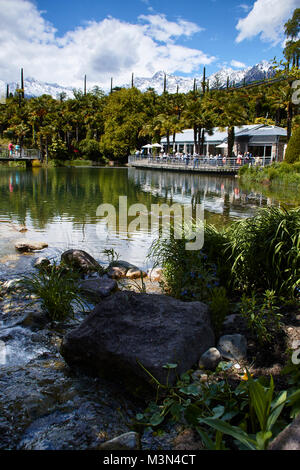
48, 136, 69, 160
240, 290, 282, 345
285, 127, 300, 163
148, 226, 226, 302
149, 206, 300, 299
228, 206, 300, 296
18, 263, 86, 321
78, 138, 102, 160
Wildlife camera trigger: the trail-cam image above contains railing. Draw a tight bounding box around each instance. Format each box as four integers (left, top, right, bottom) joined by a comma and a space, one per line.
0, 147, 41, 160
128, 154, 273, 171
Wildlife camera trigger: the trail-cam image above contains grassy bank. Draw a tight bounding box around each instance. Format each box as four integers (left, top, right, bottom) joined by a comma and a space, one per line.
238, 162, 300, 188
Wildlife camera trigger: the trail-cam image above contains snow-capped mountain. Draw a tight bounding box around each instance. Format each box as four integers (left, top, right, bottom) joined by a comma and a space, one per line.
0, 77, 74, 100
0, 61, 276, 99
126, 60, 275, 93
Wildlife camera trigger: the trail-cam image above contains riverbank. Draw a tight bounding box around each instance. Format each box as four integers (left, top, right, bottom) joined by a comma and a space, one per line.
238, 162, 300, 189
1, 239, 299, 451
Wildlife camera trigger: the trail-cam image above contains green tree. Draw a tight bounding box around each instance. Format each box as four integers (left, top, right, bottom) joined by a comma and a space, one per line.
284, 126, 300, 163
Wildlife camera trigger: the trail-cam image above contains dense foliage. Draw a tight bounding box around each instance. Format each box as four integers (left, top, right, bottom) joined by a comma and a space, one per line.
0, 67, 299, 163
285, 126, 300, 163
149, 206, 300, 299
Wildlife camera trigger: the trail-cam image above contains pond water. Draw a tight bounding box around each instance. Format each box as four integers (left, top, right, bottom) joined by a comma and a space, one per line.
0, 166, 299, 276
0, 165, 299, 450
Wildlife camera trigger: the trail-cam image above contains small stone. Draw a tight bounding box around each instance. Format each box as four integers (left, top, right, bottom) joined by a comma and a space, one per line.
34, 257, 51, 269
126, 268, 147, 280
97, 432, 140, 450
191, 370, 206, 381
200, 374, 208, 382
291, 340, 300, 350
61, 249, 103, 273
107, 266, 127, 279
147, 267, 163, 282
15, 240, 48, 252
199, 347, 221, 370
1, 279, 22, 293
217, 334, 247, 361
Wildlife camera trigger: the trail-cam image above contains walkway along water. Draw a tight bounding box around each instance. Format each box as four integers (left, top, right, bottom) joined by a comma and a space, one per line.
128, 154, 273, 174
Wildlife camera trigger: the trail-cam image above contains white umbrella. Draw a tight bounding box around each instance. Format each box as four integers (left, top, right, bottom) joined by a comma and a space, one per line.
216, 142, 228, 148
142, 144, 153, 148
151, 143, 163, 148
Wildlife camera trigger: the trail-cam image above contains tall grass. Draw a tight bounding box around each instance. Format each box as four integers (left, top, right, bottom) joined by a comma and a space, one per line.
18, 264, 86, 321
229, 206, 300, 295
149, 207, 300, 298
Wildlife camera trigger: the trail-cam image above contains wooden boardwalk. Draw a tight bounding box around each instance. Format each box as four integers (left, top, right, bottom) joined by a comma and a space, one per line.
128, 158, 240, 175
0, 148, 41, 166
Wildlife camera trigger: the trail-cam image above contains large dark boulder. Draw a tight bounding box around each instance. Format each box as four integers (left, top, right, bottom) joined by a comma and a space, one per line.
61, 249, 103, 274
60, 291, 214, 389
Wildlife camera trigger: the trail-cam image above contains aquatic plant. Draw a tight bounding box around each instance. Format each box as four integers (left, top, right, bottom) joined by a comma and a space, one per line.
18, 263, 87, 321
228, 206, 300, 296
149, 206, 300, 300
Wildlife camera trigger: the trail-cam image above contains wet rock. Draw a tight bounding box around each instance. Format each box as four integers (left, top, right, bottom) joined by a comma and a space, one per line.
1, 278, 22, 293
79, 277, 118, 302
107, 261, 145, 279
217, 334, 247, 361
15, 240, 48, 252
268, 414, 300, 450
34, 257, 51, 269
126, 268, 147, 280
98, 432, 141, 450
60, 291, 214, 389
107, 266, 127, 279
199, 347, 221, 370
20, 310, 49, 328
61, 249, 103, 274
147, 267, 163, 282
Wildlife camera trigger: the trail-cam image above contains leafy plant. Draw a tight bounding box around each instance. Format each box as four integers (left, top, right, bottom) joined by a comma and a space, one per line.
18, 263, 87, 321
199, 372, 287, 450
240, 290, 282, 345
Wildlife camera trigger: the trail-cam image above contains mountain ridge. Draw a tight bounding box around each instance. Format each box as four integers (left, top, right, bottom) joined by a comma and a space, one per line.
0, 61, 276, 99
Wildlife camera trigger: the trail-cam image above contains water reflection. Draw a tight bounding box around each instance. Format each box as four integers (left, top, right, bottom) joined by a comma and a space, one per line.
129, 168, 277, 223
0, 166, 296, 272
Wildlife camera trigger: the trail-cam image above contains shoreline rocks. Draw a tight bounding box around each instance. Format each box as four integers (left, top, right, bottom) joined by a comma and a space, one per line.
79, 277, 118, 302
15, 240, 48, 252
61, 249, 103, 274
107, 260, 147, 280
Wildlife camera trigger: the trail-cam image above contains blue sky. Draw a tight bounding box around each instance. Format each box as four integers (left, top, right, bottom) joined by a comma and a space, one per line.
0, 0, 298, 88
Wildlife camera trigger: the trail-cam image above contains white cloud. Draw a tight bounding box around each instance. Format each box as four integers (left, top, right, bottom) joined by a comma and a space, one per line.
238, 4, 252, 13
0, 0, 214, 89
236, 0, 299, 44
230, 60, 246, 68
138, 14, 204, 43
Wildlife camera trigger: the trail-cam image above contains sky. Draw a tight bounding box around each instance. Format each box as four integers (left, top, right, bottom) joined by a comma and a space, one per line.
0, 0, 298, 89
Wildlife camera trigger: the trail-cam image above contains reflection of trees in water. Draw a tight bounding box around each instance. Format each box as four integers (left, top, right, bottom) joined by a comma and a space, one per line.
0, 168, 166, 229
129, 168, 275, 216
0, 167, 286, 233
